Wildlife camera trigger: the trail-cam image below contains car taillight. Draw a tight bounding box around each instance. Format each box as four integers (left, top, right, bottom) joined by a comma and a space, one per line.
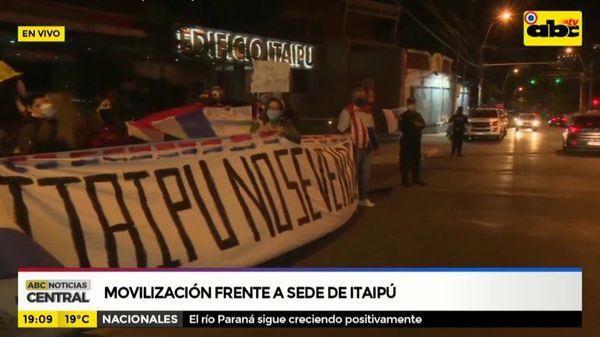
568, 126, 580, 134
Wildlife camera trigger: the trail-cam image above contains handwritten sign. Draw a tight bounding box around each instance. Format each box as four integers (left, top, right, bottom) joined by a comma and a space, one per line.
204, 106, 254, 136
203, 106, 252, 121
251, 60, 290, 93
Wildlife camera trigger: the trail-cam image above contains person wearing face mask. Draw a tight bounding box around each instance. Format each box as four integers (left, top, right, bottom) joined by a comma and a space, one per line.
208, 84, 226, 106
15, 93, 58, 154
398, 97, 426, 187
17, 92, 82, 154
448, 106, 468, 156
337, 87, 378, 208
89, 98, 130, 148
251, 97, 300, 143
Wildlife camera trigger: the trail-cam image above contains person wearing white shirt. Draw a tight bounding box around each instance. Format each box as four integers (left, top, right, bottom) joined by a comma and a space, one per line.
337, 87, 377, 207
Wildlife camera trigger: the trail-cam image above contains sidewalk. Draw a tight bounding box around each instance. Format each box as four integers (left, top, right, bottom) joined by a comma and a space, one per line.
371, 133, 448, 165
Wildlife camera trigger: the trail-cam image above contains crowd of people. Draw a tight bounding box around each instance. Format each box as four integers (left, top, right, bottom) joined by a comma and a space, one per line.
336, 81, 469, 208
336, 86, 429, 208
0, 61, 299, 157
1, 60, 472, 211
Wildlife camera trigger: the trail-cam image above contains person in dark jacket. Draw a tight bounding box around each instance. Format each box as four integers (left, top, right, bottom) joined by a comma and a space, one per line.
398, 98, 426, 187
448, 106, 469, 156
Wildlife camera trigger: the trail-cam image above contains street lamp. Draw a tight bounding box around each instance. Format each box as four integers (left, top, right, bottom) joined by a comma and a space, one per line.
479, 9, 513, 105
500, 10, 512, 22
501, 67, 520, 95
565, 47, 574, 54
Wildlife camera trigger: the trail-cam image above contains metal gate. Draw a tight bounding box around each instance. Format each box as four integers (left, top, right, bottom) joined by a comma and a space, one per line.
413, 86, 452, 125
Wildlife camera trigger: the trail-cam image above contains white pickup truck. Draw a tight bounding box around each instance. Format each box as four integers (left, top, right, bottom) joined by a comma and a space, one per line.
464, 107, 507, 141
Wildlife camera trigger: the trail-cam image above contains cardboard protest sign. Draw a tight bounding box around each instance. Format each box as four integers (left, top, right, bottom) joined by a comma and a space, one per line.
250, 60, 290, 93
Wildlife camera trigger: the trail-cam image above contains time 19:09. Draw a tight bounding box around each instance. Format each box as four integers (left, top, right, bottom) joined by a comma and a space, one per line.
23, 314, 53, 324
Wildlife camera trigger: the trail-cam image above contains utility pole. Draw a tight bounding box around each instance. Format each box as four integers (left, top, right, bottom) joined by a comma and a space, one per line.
589, 60, 595, 109
478, 23, 494, 106
451, 51, 460, 116
579, 71, 585, 113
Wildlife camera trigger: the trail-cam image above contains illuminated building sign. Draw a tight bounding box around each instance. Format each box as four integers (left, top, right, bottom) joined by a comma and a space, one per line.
176, 27, 315, 69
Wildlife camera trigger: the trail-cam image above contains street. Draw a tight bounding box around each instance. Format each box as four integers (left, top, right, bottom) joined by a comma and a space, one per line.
2, 1, 599, 336
87, 126, 600, 337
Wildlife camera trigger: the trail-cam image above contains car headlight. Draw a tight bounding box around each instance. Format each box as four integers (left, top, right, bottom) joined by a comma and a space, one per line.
533, 120, 540, 126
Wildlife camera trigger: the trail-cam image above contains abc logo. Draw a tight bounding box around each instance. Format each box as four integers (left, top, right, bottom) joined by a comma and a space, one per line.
523, 11, 582, 46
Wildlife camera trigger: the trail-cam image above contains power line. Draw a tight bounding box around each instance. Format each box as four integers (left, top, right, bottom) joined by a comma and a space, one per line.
420, 1, 479, 58
401, 7, 479, 69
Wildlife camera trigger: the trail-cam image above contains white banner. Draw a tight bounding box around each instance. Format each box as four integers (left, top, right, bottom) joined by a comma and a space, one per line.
251, 60, 290, 93
0, 135, 357, 268
383, 108, 403, 134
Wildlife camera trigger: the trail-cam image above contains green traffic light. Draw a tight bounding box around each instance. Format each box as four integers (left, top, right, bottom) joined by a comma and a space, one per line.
555, 78, 562, 84
530, 79, 537, 85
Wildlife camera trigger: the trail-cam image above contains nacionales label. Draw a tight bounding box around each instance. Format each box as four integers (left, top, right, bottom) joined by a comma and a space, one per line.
523, 11, 582, 46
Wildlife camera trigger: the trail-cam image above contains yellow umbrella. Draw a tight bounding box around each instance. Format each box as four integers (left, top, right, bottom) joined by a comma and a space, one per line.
0, 61, 22, 83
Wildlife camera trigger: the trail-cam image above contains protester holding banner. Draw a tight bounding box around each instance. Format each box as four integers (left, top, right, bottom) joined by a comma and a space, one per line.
0, 61, 25, 156
207, 84, 227, 106
250, 97, 300, 143
15, 92, 83, 154
337, 87, 377, 208
89, 98, 131, 148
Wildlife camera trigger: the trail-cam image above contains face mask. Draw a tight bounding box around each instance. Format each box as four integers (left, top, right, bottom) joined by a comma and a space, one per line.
99, 108, 114, 125
38, 102, 56, 119
267, 109, 282, 121
408, 104, 416, 110
354, 98, 366, 106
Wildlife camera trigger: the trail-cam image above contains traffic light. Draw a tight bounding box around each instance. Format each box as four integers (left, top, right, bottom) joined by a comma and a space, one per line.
593, 98, 600, 107
530, 79, 537, 85
555, 78, 562, 84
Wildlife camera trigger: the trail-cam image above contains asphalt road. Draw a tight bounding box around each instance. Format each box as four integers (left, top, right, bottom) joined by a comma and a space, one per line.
88, 126, 600, 337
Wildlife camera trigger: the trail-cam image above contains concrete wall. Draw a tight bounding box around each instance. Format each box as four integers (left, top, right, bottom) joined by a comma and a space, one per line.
349, 47, 402, 109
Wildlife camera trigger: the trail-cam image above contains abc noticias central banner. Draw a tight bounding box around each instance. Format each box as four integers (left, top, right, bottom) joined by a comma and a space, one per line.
18, 268, 582, 329
0, 134, 357, 268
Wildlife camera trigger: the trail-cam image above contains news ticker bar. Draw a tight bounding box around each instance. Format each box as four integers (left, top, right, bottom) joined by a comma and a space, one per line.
18, 268, 582, 329
19, 310, 582, 328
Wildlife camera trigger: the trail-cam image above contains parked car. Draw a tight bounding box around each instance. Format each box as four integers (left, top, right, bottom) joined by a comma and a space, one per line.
562, 111, 600, 151
500, 110, 510, 129
515, 113, 541, 132
548, 115, 568, 127
464, 107, 506, 141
